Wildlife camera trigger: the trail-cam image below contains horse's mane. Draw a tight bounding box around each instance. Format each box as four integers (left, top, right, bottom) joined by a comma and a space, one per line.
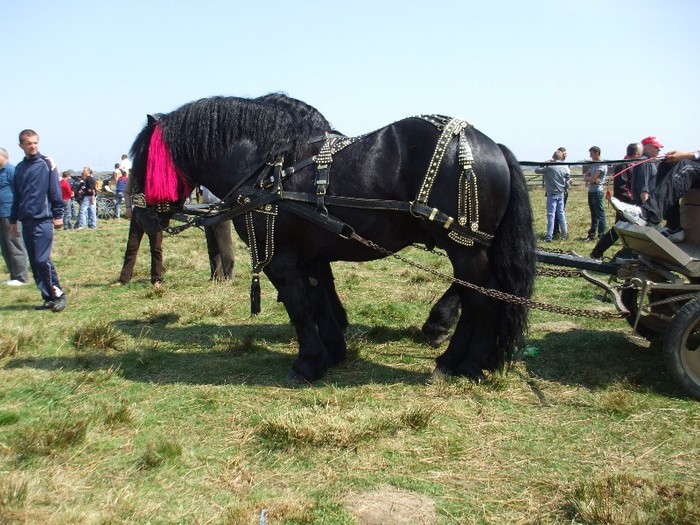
158, 95, 333, 175
129, 94, 335, 198
256, 93, 336, 133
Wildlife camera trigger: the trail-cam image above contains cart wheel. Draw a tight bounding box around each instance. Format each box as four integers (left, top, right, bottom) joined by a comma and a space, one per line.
663, 296, 700, 401
96, 196, 116, 220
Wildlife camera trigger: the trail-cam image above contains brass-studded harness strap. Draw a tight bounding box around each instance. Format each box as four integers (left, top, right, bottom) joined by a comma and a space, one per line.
414, 117, 483, 246
312, 134, 357, 215
247, 203, 278, 315
449, 129, 479, 246
416, 117, 469, 204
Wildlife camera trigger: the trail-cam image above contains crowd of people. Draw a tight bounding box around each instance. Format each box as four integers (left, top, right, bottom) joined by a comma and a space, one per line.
2, 127, 699, 313
1, 129, 237, 312
57, 161, 131, 231
535, 136, 700, 259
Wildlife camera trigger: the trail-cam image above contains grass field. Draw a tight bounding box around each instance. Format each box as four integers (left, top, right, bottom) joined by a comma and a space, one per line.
1, 185, 698, 524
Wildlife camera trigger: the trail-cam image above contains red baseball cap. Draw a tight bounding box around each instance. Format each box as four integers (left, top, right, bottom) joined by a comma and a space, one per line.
641, 136, 664, 148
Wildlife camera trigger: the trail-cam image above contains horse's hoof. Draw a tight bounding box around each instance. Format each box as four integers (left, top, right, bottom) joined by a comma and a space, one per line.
421, 326, 450, 348
284, 369, 313, 386
426, 334, 449, 348
430, 366, 452, 382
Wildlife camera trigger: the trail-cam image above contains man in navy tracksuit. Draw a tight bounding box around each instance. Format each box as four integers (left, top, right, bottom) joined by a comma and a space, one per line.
10, 129, 67, 312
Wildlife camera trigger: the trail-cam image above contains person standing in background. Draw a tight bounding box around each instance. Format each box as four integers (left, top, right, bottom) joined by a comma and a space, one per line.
590, 142, 641, 258
535, 149, 570, 243
0, 147, 29, 285
552, 146, 569, 239
200, 186, 235, 281
120, 154, 131, 175
9, 130, 67, 311
583, 146, 608, 241
114, 169, 128, 219
59, 171, 74, 230
114, 171, 163, 287
75, 166, 97, 229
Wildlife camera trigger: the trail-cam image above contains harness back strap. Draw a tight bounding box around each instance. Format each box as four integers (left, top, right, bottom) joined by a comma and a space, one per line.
415, 117, 482, 246
312, 134, 358, 214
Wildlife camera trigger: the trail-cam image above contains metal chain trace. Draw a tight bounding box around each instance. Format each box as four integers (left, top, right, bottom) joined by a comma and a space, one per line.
354, 234, 626, 319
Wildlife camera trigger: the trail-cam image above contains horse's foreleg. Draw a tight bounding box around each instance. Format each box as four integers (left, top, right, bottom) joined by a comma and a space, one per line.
422, 283, 461, 347
305, 263, 347, 366
317, 261, 349, 331
264, 261, 330, 383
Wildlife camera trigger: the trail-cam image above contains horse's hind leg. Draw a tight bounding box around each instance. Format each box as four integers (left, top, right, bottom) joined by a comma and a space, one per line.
435, 289, 500, 380
422, 283, 461, 347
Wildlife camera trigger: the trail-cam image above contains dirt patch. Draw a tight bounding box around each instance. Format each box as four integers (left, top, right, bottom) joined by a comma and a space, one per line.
345, 485, 436, 525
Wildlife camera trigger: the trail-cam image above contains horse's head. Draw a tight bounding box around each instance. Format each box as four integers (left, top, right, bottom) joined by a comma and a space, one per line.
128, 114, 194, 230
129, 95, 336, 227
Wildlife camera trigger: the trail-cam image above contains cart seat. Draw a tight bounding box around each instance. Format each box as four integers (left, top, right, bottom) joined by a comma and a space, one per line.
615, 221, 700, 278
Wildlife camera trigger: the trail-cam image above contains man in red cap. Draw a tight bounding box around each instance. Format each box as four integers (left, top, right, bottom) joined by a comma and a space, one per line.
627, 136, 663, 205
611, 148, 700, 242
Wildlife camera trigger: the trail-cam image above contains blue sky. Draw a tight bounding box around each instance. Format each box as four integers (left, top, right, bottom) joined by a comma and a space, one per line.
2, 0, 698, 171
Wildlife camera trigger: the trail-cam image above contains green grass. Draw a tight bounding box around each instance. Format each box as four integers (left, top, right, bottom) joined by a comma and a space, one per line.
0, 187, 698, 524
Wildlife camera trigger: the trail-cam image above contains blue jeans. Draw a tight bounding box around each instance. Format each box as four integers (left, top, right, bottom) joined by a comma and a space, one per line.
115, 192, 124, 218
62, 199, 73, 229
587, 190, 606, 238
77, 198, 97, 228
546, 193, 567, 241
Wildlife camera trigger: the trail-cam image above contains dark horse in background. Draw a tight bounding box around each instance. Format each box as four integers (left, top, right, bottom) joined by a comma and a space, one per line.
129, 94, 536, 383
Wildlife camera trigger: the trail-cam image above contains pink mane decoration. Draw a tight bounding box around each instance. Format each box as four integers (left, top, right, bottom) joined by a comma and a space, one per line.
145, 123, 191, 204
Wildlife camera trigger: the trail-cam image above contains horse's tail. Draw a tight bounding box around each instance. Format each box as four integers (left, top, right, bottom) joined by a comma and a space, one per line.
489, 144, 536, 368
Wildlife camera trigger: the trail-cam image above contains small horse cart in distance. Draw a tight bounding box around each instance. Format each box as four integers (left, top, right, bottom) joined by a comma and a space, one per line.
537, 192, 700, 401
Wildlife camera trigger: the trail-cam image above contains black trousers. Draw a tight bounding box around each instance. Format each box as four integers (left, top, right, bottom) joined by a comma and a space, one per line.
118, 214, 163, 284
204, 220, 235, 281
643, 159, 700, 225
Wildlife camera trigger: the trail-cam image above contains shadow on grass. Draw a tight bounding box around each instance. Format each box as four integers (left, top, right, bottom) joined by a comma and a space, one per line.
3, 319, 432, 387
522, 328, 685, 398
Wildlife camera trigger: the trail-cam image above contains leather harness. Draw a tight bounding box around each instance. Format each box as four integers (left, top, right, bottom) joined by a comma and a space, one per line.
133, 115, 495, 313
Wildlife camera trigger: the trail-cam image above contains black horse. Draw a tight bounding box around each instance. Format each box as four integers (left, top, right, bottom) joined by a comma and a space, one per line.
129, 94, 536, 383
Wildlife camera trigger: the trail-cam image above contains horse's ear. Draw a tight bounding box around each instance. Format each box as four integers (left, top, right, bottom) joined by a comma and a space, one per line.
147, 114, 159, 126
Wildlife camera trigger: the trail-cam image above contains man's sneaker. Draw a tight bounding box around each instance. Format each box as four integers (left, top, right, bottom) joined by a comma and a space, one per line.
660, 227, 686, 243
52, 294, 68, 313
34, 300, 55, 310
6, 280, 27, 286
609, 197, 649, 226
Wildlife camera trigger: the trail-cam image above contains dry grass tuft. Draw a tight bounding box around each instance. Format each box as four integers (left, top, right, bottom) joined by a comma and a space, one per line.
71, 322, 123, 351
0, 326, 37, 358
138, 438, 183, 469
565, 472, 700, 525
0, 472, 28, 511
257, 405, 434, 449
598, 385, 642, 416
11, 417, 88, 461
102, 403, 133, 427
